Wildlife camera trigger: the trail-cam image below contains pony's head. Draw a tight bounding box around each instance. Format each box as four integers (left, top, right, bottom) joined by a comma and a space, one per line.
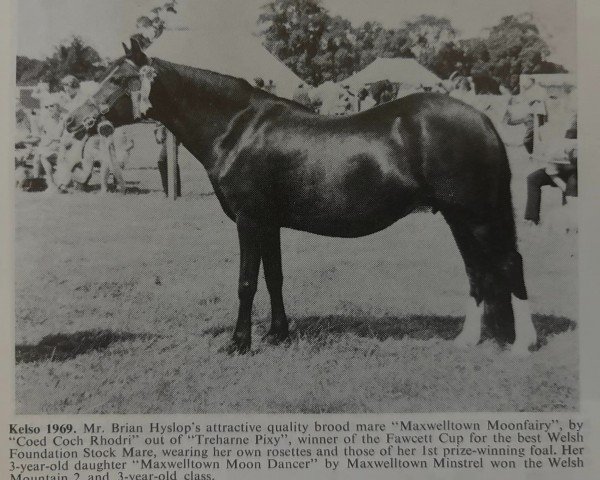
65, 38, 151, 138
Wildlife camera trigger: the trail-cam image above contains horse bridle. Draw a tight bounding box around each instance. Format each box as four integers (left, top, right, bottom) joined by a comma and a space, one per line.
80, 59, 153, 133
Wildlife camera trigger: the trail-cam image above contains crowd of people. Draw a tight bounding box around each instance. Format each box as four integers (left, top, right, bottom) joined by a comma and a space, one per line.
16, 75, 89, 193
15, 75, 170, 196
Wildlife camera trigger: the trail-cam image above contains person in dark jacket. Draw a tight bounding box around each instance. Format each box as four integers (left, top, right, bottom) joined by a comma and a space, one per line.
524, 113, 577, 224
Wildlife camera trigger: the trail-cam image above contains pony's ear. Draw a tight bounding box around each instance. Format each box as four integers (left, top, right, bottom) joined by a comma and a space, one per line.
122, 42, 131, 57
128, 37, 148, 66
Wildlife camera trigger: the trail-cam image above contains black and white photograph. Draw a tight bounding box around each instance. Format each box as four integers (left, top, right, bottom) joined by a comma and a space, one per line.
12, 0, 580, 415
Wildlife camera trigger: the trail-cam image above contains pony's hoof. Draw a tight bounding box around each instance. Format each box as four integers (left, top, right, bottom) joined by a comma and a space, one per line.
454, 331, 480, 348
508, 342, 533, 356
262, 329, 290, 345
220, 338, 251, 355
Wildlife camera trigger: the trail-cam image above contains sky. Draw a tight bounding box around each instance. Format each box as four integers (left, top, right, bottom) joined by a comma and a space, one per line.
16, 0, 576, 69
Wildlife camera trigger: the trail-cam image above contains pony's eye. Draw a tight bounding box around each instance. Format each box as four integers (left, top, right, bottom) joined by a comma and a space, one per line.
110, 77, 123, 86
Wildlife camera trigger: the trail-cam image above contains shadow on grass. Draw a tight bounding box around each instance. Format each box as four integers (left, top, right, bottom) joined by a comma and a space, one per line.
75, 183, 154, 195
204, 313, 576, 343
16, 330, 157, 364
289, 313, 576, 345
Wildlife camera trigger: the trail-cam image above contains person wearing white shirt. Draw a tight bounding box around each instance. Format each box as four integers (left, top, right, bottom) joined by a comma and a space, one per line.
358, 88, 376, 112
32, 95, 65, 191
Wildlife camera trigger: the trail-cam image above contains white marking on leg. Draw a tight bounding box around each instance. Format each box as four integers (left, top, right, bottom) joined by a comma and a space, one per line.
455, 297, 483, 347
510, 295, 537, 355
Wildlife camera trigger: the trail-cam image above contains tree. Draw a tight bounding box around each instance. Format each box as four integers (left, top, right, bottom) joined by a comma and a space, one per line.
400, 14, 458, 72
43, 36, 106, 91
16, 56, 48, 86
258, 5, 566, 89
471, 14, 567, 91
259, 0, 330, 84
353, 22, 413, 70
350, 15, 456, 80
313, 15, 356, 82
426, 42, 467, 79
402, 15, 458, 52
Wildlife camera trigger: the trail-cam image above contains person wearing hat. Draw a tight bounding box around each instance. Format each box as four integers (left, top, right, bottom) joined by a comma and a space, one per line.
52, 75, 90, 191
521, 77, 548, 157
32, 94, 65, 191
357, 88, 376, 112
524, 112, 578, 225
59, 75, 85, 112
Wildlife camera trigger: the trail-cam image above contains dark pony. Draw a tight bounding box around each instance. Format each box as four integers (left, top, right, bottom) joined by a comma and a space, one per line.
66, 39, 537, 354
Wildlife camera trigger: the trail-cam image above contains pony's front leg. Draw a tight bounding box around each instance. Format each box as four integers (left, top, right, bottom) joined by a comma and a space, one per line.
226, 215, 262, 354
261, 226, 289, 344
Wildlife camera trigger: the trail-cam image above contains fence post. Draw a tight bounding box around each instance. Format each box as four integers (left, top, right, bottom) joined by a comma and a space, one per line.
166, 130, 178, 200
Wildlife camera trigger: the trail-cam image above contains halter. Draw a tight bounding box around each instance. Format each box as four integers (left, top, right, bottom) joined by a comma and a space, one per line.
80, 58, 157, 132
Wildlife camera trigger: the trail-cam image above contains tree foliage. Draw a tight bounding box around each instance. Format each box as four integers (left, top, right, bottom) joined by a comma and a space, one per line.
16, 56, 47, 86
16, 37, 110, 91
259, 2, 567, 90
43, 36, 107, 90
463, 14, 567, 91
18, 7, 567, 94
259, 0, 331, 84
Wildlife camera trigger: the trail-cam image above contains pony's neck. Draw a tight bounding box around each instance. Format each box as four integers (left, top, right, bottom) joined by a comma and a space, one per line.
147, 58, 253, 170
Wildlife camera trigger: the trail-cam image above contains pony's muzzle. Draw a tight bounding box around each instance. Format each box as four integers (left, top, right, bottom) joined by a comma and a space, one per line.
73, 128, 88, 141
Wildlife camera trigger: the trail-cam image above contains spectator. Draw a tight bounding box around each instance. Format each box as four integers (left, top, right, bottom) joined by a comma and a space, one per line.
521, 78, 548, 156
53, 75, 88, 191
15, 101, 40, 188
32, 94, 65, 192
15, 100, 40, 148
358, 88, 376, 112
264, 79, 277, 95
59, 75, 86, 112
524, 112, 577, 225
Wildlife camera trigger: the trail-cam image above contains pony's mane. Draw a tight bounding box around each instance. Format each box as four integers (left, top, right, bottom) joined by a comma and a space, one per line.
153, 58, 253, 97
152, 57, 313, 113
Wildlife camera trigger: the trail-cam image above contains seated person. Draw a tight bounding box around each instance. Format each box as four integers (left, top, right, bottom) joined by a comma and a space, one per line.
54, 130, 135, 192
524, 113, 577, 225
15, 105, 40, 167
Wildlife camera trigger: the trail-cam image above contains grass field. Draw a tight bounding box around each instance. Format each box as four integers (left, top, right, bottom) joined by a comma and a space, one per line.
14, 125, 579, 413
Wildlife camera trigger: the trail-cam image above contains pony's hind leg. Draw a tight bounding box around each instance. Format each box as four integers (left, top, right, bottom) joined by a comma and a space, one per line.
505, 251, 538, 355
442, 211, 485, 347
443, 210, 537, 352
